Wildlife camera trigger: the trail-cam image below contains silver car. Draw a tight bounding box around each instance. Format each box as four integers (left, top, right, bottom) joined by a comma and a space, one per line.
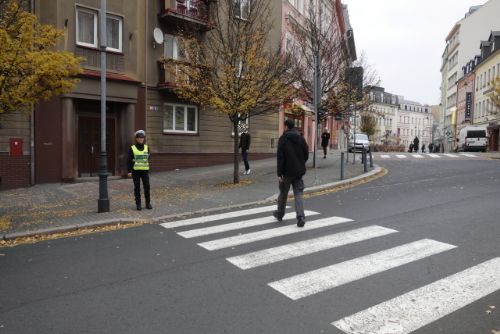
348, 133, 370, 152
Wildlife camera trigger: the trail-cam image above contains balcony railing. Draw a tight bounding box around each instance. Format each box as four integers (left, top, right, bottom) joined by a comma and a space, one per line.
159, 0, 210, 28
158, 59, 191, 89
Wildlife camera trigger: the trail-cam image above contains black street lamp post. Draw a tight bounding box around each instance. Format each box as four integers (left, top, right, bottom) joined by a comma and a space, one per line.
98, 0, 110, 213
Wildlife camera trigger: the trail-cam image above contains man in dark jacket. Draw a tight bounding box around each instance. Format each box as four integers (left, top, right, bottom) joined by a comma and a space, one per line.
413, 137, 419, 153
273, 119, 309, 227
127, 130, 152, 211
321, 128, 330, 159
239, 130, 251, 175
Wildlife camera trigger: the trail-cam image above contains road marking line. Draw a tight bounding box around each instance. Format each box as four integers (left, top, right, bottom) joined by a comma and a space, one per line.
412, 154, 424, 158
396, 155, 407, 159
332, 257, 500, 334
460, 153, 477, 158
226, 226, 398, 270
178, 211, 319, 238
198, 216, 353, 251
380, 155, 390, 159
427, 154, 441, 158
160, 205, 285, 229
268, 239, 456, 300
443, 153, 459, 158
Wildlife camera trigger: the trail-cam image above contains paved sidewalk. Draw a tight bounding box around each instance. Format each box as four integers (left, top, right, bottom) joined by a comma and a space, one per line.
0, 151, 374, 237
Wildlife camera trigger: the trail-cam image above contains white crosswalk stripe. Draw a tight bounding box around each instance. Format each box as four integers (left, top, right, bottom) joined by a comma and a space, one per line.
412, 154, 424, 158
460, 153, 477, 157
381, 155, 390, 158
197, 216, 353, 251
226, 225, 398, 270
166, 205, 498, 332
178, 210, 319, 238
332, 257, 500, 334
396, 155, 407, 159
268, 239, 456, 300
160, 205, 283, 229
427, 153, 441, 158
443, 153, 459, 158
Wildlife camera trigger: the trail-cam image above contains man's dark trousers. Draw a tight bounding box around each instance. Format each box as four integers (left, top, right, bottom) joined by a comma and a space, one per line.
242, 149, 250, 171
277, 176, 305, 220
132, 170, 150, 206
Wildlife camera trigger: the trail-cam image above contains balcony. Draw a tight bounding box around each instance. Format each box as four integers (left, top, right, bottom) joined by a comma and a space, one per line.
159, 0, 211, 31
158, 59, 190, 89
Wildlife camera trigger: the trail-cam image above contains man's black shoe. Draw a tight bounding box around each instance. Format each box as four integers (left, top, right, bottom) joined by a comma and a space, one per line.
136, 204, 142, 211
146, 203, 153, 210
297, 219, 305, 227
273, 211, 283, 222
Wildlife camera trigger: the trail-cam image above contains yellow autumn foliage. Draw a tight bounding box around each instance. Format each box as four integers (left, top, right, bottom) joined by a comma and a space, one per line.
0, 0, 82, 115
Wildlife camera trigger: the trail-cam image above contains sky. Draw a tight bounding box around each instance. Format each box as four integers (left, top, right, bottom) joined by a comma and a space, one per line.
341, 0, 487, 105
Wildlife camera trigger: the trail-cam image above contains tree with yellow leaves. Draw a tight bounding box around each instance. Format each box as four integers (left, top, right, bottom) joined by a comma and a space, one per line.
490, 76, 500, 108
169, 0, 295, 184
0, 0, 82, 116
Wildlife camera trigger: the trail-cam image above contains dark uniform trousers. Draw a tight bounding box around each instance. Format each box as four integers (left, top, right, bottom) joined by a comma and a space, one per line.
132, 170, 150, 206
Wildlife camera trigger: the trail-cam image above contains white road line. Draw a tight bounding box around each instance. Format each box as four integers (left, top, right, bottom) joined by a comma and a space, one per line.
198, 216, 353, 251
160, 205, 284, 229
332, 257, 500, 334
412, 154, 424, 158
427, 154, 441, 158
460, 153, 477, 157
227, 226, 398, 270
268, 239, 456, 300
443, 153, 459, 158
178, 211, 319, 238
380, 155, 390, 159
396, 155, 407, 159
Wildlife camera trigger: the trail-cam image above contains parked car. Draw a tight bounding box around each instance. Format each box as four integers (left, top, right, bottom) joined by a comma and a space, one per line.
348, 133, 370, 153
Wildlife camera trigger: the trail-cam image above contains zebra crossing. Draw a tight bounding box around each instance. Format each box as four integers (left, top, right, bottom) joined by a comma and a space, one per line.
377, 152, 480, 160
160, 206, 500, 333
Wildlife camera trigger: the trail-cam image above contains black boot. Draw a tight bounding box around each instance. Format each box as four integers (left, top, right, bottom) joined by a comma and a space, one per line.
146, 202, 153, 210
136, 201, 142, 211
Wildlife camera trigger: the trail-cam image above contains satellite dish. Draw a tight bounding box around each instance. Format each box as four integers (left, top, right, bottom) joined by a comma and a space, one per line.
153, 28, 164, 44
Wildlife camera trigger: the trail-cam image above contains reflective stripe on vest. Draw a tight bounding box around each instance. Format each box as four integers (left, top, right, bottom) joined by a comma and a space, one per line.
131, 144, 149, 171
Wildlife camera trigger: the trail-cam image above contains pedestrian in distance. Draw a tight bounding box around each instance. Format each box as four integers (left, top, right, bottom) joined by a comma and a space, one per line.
421, 143, 426, 153
321, 128, 330, 159
413, 136, 420, 153
428, 143, 434, 153
239, 130, 251, 175
408, 143, 413, 153
127, 130, 152, 211
274, 119, 309, 227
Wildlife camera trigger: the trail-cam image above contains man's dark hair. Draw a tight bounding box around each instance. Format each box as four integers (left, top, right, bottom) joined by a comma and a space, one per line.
284, 119, 295, 129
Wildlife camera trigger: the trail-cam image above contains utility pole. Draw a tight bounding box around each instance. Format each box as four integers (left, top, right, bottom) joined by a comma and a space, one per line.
98, 0, 110, 212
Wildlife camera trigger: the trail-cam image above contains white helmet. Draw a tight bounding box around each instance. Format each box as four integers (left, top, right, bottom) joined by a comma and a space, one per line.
135, 130, 146, 138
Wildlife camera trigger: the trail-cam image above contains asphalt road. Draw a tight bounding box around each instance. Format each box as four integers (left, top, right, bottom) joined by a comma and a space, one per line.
1, 155, 499, 334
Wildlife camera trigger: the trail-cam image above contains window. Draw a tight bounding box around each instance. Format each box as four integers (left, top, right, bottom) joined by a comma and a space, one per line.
76, 8, 123, 52
234, 0, 250, 19
76, 7, 98, 48
163, 104, 198, 133
106, 14, 123, 52
164, 34, 185, 60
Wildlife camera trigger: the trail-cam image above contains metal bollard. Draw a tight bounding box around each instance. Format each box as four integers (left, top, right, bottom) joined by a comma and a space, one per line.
340, 152, 345, 180
369, 150, 373, 168
346, 150, 349, 163
363, 149, 368, 173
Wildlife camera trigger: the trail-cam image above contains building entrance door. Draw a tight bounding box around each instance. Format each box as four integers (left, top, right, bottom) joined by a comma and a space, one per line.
78, 117, 115, 177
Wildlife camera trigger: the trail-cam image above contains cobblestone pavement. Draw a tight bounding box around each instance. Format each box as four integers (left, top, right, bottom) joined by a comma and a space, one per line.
0, 151, 368, 235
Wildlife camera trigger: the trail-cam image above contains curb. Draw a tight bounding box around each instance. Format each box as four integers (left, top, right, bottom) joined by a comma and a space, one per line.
1, 165, 385, 244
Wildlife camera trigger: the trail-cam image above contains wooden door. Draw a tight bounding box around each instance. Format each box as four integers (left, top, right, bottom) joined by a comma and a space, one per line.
78, 117, 115, 176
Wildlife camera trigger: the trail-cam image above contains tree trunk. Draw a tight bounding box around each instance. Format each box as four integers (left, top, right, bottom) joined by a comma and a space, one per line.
233, 121, 240, 184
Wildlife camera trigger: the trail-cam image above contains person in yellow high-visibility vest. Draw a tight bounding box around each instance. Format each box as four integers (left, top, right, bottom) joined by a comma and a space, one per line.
127, 130, 152, 210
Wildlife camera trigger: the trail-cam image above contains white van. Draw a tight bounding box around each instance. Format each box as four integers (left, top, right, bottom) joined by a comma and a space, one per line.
348, 133, 370, 152
458, 126, 488, 152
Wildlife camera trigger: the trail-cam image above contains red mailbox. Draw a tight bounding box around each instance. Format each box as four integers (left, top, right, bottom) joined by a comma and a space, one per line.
9, 138, 23, 156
